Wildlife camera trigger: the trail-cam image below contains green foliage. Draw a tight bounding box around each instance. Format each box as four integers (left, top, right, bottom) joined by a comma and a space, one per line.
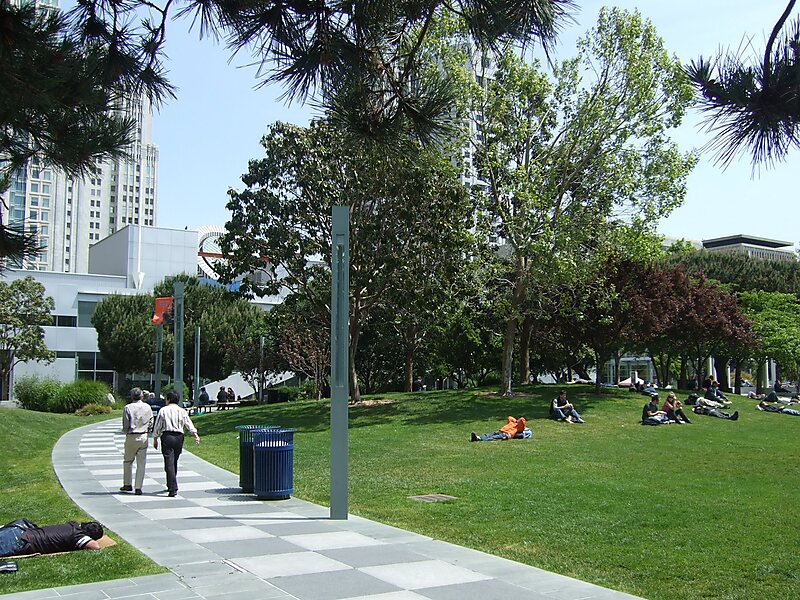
162, 381, 190, 400
740, 290, 800, 370
664, 248, 800, 294
48, 380, 111, 414
92, 294, 155, 377
75, 403, 112, 416
475, 9, 697, 394
14, 376, 63, 412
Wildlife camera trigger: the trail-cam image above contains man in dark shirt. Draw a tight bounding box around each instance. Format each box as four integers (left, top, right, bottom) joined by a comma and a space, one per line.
0, 520, 103, 557
642, 395, 669, 425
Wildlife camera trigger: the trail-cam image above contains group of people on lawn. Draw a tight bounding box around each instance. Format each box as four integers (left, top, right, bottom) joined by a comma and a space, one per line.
470, 389, 584, 441
472, 375, 800, 440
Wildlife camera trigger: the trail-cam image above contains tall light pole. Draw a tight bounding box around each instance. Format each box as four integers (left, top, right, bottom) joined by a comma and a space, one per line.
330, 206, 349, 520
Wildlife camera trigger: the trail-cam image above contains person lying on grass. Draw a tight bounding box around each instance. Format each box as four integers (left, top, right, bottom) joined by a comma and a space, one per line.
0, 519, 103, 557
757, 400, 800, 416
471, 416, 527, 442
692, 405, 739, 420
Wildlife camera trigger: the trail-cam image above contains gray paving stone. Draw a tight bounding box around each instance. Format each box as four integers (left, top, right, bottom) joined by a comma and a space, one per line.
201, 536, 306, 558
254, 520, 344, 536
269, 569, 401, 600
417, 578, 553, 599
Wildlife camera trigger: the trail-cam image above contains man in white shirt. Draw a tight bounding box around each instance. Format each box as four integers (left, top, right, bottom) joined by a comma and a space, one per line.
153, 390, 200, 497
120, 387, 153, 495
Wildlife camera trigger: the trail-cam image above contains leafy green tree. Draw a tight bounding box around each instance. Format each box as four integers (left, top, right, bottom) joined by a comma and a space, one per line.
91, 294, 155, 378
0, 277, 55, 401
476, 8, 697, 396
221, 120, 474, 402
687, 0, 800, 167
739, 290, 800, 386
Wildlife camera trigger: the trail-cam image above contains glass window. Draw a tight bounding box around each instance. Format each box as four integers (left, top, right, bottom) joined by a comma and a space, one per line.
40, 211, 48, 222
29, 210, 38, 220
30, 183, 39, 192
42, 198, 49, 208
54, 315, 77, 327
30, 196, 39, 206
56, 351, 76, 359
77, 352, 95, 371
42, 184, 50, 194
42, 171, 51, 181
40, 226, 48, 235
77, 301, 97, 327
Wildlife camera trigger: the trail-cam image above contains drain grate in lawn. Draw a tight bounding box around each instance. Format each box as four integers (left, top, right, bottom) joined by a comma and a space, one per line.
408, 493, 457, 502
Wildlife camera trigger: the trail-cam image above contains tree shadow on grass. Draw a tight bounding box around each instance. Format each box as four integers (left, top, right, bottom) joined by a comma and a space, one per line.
193, 385, 636, 436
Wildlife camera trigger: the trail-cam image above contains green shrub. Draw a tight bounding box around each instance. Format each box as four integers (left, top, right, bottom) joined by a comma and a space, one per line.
162, 381, 190, 401
75, 403, 112, 416
48, 380, 111, 414
14, 376, 63, 412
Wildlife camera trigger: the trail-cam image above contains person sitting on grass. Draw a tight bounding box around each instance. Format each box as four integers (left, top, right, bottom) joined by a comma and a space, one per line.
704, 380, 732, 406
471, 416, 527, 442
692, 404, 738, 420
0, 519, 103, 557
757, 400, 800, 416
662, 391, 691, 424
550, 390, 585, 423
642, 394, 670, 425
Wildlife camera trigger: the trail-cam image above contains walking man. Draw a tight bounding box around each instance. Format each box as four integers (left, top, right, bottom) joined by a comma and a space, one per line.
153, 390, 200, 497
120, 387, 152, 495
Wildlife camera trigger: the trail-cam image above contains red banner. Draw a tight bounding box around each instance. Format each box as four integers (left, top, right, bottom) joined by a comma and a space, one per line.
151, 297, 174, 325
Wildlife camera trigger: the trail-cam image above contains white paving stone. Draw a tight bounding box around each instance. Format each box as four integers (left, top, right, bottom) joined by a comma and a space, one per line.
137, 506, 219, 520
360, 561, 491, 590
178, 525, 273, 543
82, 459, 120, 466
283, 531, 385, 551
234, 552, 350, 579
341, 593, 429, 600
171, 480, 223, 491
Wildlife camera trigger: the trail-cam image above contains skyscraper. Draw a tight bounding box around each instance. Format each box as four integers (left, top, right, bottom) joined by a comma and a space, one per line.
1, 0, 158, 273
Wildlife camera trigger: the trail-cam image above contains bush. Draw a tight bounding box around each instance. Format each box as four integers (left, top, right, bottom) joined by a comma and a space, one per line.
162, 381, 190, 401
48, 380, 111, 414
75, 403, 112, 416
15, 376, 63, 412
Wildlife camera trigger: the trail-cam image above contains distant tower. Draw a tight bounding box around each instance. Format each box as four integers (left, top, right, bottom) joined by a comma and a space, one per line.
0, 0, 158, 273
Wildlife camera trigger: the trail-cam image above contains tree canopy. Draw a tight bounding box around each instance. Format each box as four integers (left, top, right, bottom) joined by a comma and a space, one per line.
0, 276, 54, 401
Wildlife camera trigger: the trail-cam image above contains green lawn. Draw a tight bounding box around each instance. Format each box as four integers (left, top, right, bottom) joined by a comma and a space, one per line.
191, 385, 800, 600
0, 409, 164, 595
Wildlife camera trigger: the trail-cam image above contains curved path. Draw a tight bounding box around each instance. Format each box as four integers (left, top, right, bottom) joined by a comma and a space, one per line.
4, 419, 642, 600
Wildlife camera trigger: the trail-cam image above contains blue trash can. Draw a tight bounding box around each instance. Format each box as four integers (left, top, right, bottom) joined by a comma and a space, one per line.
253, 428, 296, 499
235, 425, 275, 493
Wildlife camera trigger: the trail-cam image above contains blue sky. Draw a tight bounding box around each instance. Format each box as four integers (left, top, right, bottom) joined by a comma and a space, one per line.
152, 1, 799, 248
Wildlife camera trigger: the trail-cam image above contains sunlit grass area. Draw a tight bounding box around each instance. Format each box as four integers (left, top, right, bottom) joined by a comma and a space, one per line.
192, 385, 800, 600
0, 409, 164, 595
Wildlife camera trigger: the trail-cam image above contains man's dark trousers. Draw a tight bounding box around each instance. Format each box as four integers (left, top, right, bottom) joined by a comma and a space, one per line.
161, 432, 184, 493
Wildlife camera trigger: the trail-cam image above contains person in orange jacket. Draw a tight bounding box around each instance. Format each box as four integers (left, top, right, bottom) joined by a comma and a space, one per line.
470, 416, 527, 442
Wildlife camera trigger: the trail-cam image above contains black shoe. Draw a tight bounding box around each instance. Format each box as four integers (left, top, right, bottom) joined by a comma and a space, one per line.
0, 561, 18, 573
119, 485, 133, 492
731, 411, 739, 421
470, 432, 479, 442
168, 491, 177, 497
134, 489, 142, 495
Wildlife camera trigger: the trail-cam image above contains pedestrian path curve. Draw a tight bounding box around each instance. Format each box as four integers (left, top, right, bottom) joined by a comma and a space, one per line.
3, 419, 643, 600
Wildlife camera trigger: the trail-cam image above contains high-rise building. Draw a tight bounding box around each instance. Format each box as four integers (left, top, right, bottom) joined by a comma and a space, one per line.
1, 0, 158, 273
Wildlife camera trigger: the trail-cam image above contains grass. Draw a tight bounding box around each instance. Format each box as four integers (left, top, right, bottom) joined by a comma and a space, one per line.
0, 408, 164, 595
190, 385, 800, 600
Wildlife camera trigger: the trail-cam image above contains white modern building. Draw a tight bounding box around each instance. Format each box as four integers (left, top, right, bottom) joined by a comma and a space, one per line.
2, 225, 285, 396
702, 234, 797, 262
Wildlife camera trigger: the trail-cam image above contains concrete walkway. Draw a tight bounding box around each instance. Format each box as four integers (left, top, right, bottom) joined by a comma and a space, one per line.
3, 419, 643, 600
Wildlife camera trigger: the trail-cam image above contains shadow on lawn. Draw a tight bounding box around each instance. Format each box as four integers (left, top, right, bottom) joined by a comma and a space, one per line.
193, 385, 631, 436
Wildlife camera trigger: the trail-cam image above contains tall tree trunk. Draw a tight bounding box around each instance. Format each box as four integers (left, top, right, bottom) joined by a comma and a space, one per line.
715, 356, 731, 392
594, 350, 603, 392
733, 360, 742, 395
501, 258, 527, 396
403, 324, 417, 392
614, 352, 621, 386
348, 317, 361, 403
678, 354, 687, 389
518, 315, 533, 385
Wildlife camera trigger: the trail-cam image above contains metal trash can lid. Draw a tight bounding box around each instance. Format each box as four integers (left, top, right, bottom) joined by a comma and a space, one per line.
253, 428, 297, 446
235, 424, 277, 442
